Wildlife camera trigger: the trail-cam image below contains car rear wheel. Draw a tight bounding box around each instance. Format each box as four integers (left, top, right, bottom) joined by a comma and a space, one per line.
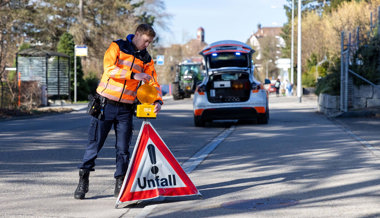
194, 115, 206, 127
257, 107, 269, 124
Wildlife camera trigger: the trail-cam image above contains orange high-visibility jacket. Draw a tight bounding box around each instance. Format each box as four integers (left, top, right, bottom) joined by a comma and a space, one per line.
96, 34, 162, 104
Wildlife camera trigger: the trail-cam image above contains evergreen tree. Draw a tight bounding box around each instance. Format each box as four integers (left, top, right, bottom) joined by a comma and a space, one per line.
57, 32, 88, 101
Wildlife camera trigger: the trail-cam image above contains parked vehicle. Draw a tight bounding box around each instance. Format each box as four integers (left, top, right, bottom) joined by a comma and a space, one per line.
267, 84, 277, 93
193, 40, 269, 126
172, 61, 204, 100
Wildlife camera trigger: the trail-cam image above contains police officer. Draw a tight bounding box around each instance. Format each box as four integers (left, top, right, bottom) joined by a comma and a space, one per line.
74, 24, 163, 199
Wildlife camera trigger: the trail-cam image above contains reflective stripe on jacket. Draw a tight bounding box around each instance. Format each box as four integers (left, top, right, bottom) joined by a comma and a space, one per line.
96, 34, 162, 104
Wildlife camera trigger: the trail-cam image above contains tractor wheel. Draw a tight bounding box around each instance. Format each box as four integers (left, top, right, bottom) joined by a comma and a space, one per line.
172, 82, 183, 100
184, 91, 191, 98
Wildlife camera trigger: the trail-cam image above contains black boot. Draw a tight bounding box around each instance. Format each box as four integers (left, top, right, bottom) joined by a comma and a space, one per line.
74, 169, 90, 199
114, 176, 124, 197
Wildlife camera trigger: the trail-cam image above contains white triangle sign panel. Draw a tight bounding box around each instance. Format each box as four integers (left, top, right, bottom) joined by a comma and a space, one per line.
116, 121, 200, 207
130, 138, 187, 191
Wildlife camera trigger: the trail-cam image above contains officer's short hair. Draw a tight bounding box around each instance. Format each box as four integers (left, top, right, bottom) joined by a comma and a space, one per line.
135, 24, 156, 38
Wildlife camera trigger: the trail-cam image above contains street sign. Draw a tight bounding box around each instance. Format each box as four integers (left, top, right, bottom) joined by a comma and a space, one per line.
156, 55, 164, 65
115, 121, 200, 207
75, 45, 88, 57
74, 45, 88, 102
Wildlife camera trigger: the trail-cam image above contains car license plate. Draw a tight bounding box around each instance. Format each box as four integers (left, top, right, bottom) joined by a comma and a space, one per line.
214, 81, 231, 88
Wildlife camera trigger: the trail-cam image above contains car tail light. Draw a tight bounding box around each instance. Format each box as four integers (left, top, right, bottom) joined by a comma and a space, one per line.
232, 82, 244, 89
231, 81, 250, 90
254, 106, 266, 113
194, 109, 204, 116
195, 85, 206, 95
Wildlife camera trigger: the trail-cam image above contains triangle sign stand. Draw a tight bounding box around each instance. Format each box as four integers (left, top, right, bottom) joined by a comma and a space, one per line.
115, 121, 201, 208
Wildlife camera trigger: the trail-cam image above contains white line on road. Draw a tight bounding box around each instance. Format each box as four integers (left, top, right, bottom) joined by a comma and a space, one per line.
182, 125, 236, 173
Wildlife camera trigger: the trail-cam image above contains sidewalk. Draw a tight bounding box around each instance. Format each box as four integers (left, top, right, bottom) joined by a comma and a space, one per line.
270, 94, 380, 153
332, 109, 380, 155
37, 102, 88, 112
39, 95, 173, 112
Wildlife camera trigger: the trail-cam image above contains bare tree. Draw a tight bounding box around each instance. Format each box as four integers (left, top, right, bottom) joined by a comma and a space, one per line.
0, 0, 31, 108
69, 0, 170, 75
251, 36, 279, 80
299, 0, 380, 68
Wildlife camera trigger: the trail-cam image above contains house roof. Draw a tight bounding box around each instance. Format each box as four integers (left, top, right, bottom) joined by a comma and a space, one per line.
17, 48, 70, 58
254, 27, 283, 38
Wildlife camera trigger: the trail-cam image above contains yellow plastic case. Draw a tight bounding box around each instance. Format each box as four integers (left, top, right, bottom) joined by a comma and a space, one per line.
136, 104, 156, 118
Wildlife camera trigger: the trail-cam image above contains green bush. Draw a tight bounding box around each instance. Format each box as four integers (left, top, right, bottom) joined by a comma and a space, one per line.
351, 35, 380, 86
302, 67, 317, 87
318, 62, 329, 78
303, 53, 330, 88
315, 34, 380, 96
315, 56, 341, 96
84, 72, 100, 96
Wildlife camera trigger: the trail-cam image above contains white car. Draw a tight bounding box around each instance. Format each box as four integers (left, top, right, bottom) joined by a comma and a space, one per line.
193, 40, 269, 127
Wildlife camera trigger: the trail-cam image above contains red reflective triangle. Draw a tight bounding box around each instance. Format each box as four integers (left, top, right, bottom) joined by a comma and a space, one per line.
116, 121, 200, 206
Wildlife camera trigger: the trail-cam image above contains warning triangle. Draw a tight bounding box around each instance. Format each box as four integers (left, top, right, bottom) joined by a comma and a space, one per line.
116, 121, 201, 207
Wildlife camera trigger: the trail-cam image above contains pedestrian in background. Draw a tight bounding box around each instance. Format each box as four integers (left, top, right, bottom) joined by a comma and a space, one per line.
275, 78, 281, 97
286, 80, 293, 96
74, 24, 163, 200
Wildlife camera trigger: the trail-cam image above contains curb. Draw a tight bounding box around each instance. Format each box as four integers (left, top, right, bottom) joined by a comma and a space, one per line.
335, 109, 380, 118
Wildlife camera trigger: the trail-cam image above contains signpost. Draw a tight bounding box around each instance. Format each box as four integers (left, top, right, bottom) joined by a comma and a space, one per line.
74, 45, 88, 103
156, 55, 164, 65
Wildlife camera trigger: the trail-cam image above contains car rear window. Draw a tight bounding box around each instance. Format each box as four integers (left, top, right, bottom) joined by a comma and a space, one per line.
209, 52, 249, 68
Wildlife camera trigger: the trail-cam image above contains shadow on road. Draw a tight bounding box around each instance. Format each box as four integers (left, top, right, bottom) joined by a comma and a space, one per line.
140, 105, 380, 217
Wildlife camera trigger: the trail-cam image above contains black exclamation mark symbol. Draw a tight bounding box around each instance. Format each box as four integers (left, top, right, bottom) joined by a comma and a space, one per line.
148, 144, 159, 174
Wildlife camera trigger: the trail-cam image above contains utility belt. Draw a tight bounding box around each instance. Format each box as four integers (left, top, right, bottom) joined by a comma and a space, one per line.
87, 94, 135, 119
103, 97, 134, 110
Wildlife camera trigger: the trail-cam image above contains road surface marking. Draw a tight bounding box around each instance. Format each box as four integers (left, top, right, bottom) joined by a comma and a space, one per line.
182, 126, 236, 173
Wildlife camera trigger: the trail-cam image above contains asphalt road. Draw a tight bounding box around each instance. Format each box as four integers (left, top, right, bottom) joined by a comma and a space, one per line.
1, 95, 380, 217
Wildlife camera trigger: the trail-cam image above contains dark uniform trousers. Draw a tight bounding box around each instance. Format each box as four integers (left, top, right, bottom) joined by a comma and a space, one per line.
78, 101, 134, 178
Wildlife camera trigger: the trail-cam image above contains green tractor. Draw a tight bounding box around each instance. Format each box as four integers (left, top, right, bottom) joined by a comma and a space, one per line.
172, 61, 204, 100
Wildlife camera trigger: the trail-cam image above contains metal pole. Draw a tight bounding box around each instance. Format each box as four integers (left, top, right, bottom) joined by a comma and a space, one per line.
378, 6, 380, 36
58, 56, 60, 103
345, 32, 351, 112
266, 61, 268, 79
74, 46, 77, 103
68, 57, 71, 102
340, 32, 344, 112
0, 73, 2, 109
356, 27, 359, 48
18, 72, 21, 107
291, 0, 295, 84
297, 0, 302, 103
349, 69, 380, 88
46, 55, 49, 104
